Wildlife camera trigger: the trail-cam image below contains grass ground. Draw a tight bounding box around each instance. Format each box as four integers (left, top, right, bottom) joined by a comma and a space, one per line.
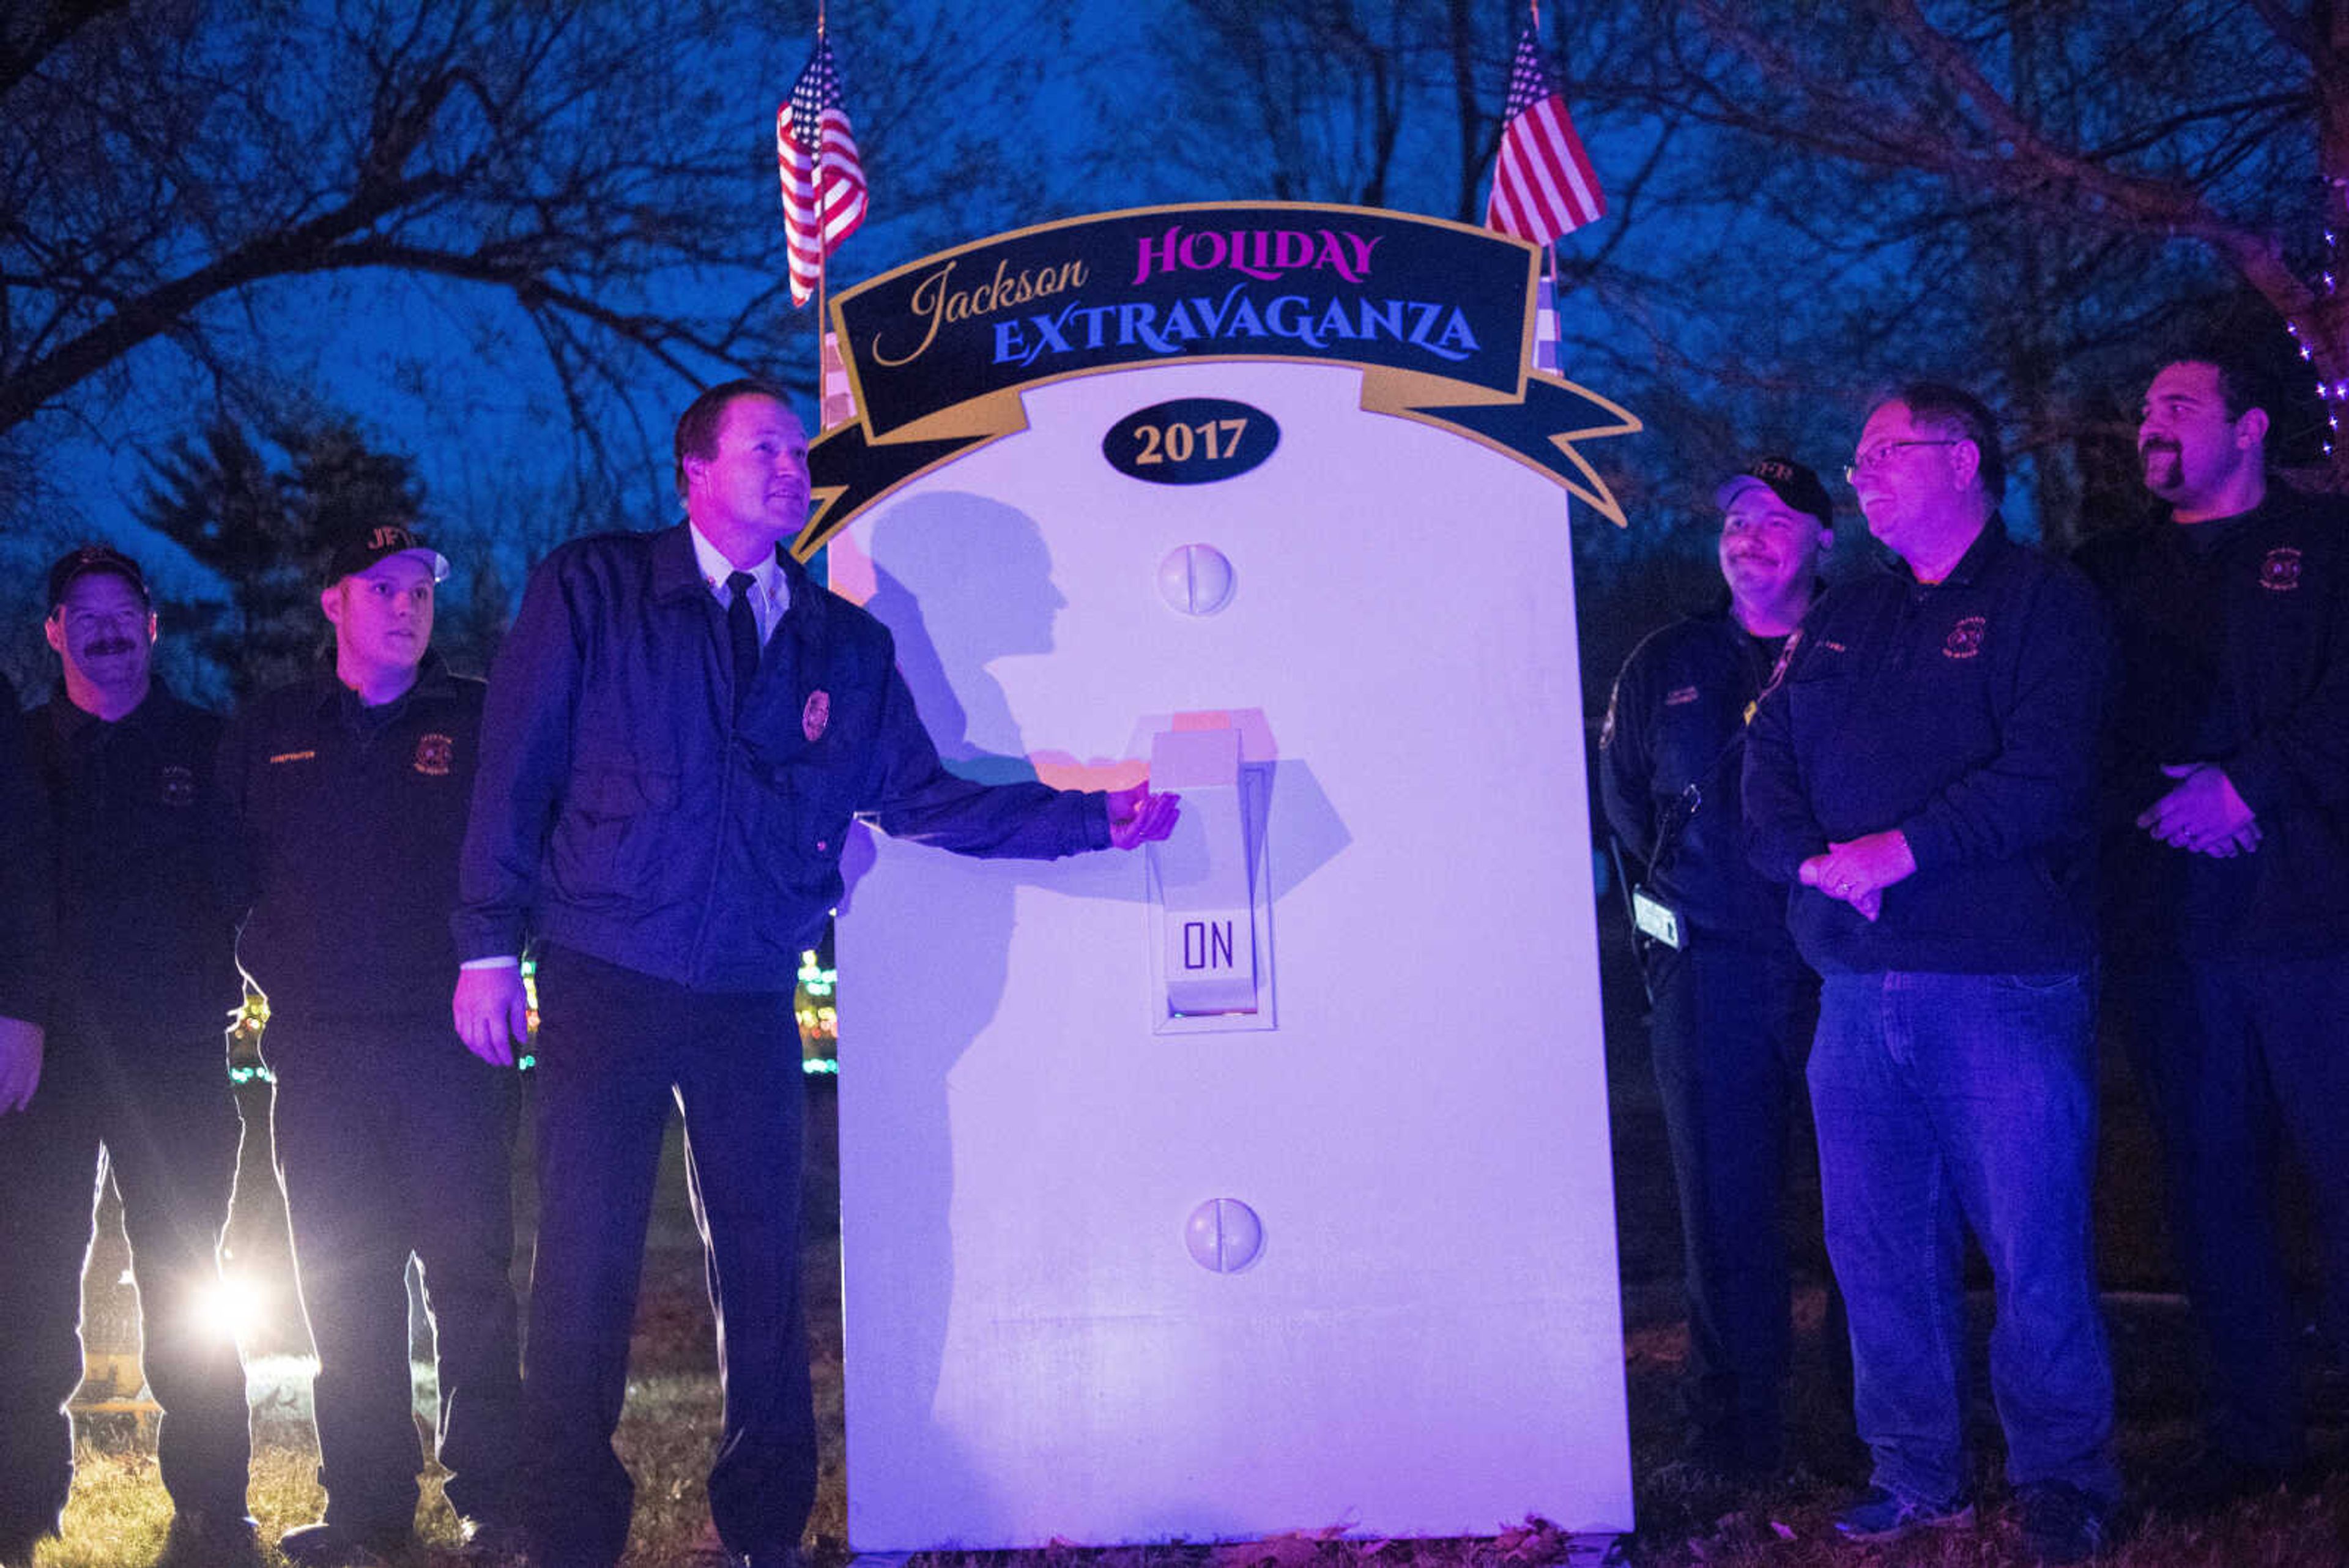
44, 912, 2349, 1566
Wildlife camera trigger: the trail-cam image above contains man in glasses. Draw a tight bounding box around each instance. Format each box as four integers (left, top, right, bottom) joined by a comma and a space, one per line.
1745, 386, 2118, 1563
2076, 347, 2349, 1504
1598, 456, 1837, 1482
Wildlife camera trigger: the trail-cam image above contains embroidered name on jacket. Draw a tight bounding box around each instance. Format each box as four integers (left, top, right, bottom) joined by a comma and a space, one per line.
414, 734, 455, 776
2260, 546, 2303, 593
269, 750, 317, 764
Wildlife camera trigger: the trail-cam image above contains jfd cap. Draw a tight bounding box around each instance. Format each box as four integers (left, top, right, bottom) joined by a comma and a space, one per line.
1714, 456, 1834, 527
326, 524, 450, 585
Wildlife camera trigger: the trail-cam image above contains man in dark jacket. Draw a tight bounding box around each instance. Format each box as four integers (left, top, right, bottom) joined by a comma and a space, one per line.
0, 546, 253, 1565
218, 526, 525, 1567
1598, 455, 1836, 1479
0, 669, 50, 1118
1744, 387, 2117, 1563
451, 379, 1176, 1568
2076, 349, 2349, 1498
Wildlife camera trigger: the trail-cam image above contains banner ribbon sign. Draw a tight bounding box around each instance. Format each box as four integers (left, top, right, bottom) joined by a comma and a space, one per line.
794, 201, 1640, 558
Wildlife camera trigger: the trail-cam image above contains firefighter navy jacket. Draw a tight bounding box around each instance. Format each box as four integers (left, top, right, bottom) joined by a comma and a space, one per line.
2075, 489, 2349, 959
218, 656, 484, 1023
455, 524, 1110, 993
1743, 520, 2110, 976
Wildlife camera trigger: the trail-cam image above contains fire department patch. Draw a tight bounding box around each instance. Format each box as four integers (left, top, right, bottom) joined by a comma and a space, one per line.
803, 689, 831, 743
1943, 615, 1987, 660
157, 765, 196, 807
414, 733, 455, 776
2259, 546, 2303, 593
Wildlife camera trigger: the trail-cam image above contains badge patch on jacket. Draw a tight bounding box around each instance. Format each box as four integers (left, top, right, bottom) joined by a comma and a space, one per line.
802, 690, 831, 743
2260, 546, 2303, 593
1943, 615, 1987, 659
414, 734, 455, 776
158, 765, 196, 807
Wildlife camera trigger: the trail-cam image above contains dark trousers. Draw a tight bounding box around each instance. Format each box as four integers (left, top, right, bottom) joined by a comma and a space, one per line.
267, 1016, 524, 1537
0, 1038, 250, 1539
2112, 952, 2349, 1470
524, 945, 812, 1568
1644, 936, 1830, 1473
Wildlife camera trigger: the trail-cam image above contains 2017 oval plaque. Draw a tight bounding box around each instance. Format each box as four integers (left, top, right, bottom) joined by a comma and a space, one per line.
1102, 398, 1279, 485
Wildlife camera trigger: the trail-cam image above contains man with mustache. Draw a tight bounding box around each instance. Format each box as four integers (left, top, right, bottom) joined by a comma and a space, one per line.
0, 547, 254, 1565
1598, 456, 1838, 1482
2074, 349, 2349, 1503
217, 527, 527, 1566
450, 379, 1180, 1568
1744, 387, 2117, 1562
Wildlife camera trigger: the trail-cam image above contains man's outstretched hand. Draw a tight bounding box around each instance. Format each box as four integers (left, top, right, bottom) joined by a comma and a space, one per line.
1108, 782, 1181, 849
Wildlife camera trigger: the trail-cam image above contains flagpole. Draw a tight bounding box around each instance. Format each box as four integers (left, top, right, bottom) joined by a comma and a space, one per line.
1543, 242, 1561, 376
812, 6, 829, 422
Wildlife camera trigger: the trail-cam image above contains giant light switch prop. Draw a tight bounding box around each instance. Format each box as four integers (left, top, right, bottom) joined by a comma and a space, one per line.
801, 203, 1640, 1550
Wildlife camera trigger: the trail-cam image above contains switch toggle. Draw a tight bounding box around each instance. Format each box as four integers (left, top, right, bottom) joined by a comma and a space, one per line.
1148, 728, 1258, 1016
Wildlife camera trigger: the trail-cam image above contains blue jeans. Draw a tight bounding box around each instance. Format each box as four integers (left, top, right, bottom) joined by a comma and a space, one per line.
1809, 970, 2117, 1507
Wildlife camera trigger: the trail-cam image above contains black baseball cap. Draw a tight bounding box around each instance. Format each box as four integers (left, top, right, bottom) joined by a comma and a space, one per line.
1714, 456, 1835, 527
46, 543, 151, 610
326, 524, 450, 585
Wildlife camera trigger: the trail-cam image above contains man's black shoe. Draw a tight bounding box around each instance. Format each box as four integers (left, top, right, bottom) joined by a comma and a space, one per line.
2017, 1480, 2111, 1564
162, 1507, 261, 1563
0, 1526, 54, 1568
278, 1520, 409, 1568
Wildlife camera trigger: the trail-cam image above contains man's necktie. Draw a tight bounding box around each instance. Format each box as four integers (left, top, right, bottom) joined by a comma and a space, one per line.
727, 570, 760, 718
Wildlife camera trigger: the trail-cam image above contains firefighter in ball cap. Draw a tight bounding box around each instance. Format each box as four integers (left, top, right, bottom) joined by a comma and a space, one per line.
1598, 456, 1839, 1480
0, 544, 254, 1564
217, 524, 526, 1566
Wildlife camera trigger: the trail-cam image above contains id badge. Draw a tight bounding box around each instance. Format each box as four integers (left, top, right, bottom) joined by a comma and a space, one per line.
1630, 886, 1683, 950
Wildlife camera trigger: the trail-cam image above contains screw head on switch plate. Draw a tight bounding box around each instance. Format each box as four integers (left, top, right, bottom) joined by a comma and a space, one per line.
1157, 543, 1236, 615
1184, 1196, 1264, 1273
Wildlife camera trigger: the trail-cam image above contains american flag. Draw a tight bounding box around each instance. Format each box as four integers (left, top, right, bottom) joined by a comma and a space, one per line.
778, 36, 869, 308
1484, 28, 1605, 243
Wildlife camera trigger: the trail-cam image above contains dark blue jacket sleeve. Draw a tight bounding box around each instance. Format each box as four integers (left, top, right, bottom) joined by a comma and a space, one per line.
1597, 652, 1657, 868
861, 662, 1110, 858
0, 682, 52, 1025
455, 560, 584, 960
